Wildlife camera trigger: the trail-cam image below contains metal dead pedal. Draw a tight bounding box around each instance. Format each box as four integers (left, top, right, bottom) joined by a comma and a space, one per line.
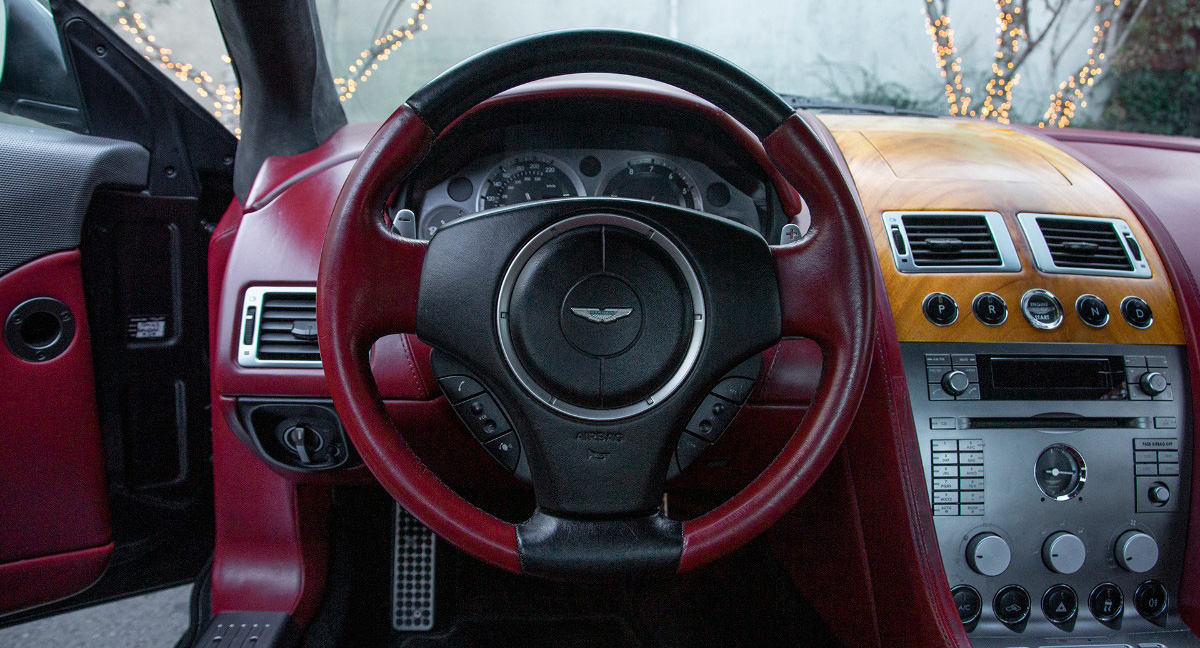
192, 612, 291, 648
393, 503, 436, 631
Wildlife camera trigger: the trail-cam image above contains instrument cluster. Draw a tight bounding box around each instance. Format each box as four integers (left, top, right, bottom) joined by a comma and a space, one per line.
408, 149, 765, 241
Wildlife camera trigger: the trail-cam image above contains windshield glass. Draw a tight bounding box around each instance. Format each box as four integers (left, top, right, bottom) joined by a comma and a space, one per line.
83, 0, 1198, 136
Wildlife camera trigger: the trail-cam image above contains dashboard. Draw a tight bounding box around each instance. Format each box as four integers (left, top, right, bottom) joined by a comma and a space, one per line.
208, 83, 1200, 648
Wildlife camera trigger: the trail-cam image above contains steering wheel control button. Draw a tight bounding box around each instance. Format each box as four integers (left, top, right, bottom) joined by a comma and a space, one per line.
1020, 288, 1064, 330
437, 375, 485, 404
686, 393, 740, 442
993, 585, 1030, 629
483, 432, 522, 473
972, 292, 1008, 326
1135, 580, 1168, 621
1076, 294, 1111, 327
1115, 530, 1159, 573
1035, 444, 1086, 500
453, 394, 512, 441
674, 432, 711, 474
712, 377, 755, 404
1090, 583, 1124, 623
950, 585, 981, 630
498, 215, 705, 419
966, 533, 1011, 577
1042, 584, 1079, 626
922, 292, 958, 326
1042, 532, 1086, 574
1122, 296, 1154, 329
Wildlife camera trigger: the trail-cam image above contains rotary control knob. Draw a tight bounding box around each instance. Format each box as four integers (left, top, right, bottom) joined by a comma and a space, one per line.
1139, 371, 1169, 396
1148, 482, 1172, 506
1042, 532, 1086, 574
1115, 530, 1159, 573
941, 370, 970, 396
967, 533, 1011, 576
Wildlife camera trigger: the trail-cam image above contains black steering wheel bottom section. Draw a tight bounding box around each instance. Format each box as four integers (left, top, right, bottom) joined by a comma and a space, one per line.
518, 509, 683, 580
405, 29, 795, 139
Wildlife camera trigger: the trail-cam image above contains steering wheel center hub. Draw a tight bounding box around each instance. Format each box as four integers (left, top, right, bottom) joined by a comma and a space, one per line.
498, 213, 705, 420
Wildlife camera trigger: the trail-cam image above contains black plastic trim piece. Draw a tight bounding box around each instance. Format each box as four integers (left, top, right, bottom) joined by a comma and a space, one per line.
4, 297, 75, 362
406, 30, 794, 139
516, 509, 682, 579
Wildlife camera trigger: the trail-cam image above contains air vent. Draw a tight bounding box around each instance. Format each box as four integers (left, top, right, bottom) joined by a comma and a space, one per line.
1018, 213, 1151, 278
882, 211, 1021, 273
238, 286, 321, 367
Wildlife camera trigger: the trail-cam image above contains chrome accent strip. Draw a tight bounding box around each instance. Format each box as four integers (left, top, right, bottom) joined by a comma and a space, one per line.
1017, 213, 1152, 279
495, 213, 705, 421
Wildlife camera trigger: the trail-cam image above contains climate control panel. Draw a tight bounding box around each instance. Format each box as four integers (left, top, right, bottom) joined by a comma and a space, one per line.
905, 342, 1195, 645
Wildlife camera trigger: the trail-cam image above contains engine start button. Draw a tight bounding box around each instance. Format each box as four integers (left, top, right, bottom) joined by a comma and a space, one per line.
1021, 289, 1064, 330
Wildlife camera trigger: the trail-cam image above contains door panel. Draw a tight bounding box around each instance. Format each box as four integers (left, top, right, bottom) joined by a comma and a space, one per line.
0, 250, 111, 613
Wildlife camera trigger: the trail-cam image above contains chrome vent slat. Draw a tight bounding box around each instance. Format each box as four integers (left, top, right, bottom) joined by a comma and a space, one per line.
238, 286, 322, 367
883, 211, 1020, 273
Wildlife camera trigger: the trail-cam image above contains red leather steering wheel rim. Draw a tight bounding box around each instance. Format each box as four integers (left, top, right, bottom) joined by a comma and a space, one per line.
317, 31, 876, 575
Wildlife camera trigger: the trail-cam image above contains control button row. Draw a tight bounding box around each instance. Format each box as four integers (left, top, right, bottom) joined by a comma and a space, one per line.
925, 354, 980, 401
669, 354, 762, 477
963, 528, 1158, 578
953, 580, 1169, 632
921, 291, 1155, 330
932, 440, 984, 516
1133, 438, 1181, 477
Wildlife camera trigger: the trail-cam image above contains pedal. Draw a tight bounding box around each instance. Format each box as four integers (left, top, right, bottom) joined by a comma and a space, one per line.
392, 503, 437, 631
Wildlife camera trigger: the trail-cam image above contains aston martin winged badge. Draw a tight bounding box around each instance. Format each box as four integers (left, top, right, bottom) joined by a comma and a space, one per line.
570, 307, 634, 324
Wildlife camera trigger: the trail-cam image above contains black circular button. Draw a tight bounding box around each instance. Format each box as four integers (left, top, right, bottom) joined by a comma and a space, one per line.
1122, 296, 1154, 329
1135, 580, 1168, 620
951, 585, 982, 626
994, 585, 1031, 626
923, 292, 958, 326
1089, 582, 1124, 623
972, 292, 1008, 326
1020, 289, 1064, 330
1075, 294, 1110, 328
1035, 444, 1086, 500
560, 275, 643, 357
1042, 584, 1078, 625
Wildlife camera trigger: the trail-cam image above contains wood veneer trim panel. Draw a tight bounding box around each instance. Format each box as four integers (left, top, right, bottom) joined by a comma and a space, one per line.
819, 115, 1184, 345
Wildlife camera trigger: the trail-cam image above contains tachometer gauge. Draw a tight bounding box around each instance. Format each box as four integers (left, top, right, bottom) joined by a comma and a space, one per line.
602, 157, 701, 211
477, 155, 584, 211
420, 205, 466, 240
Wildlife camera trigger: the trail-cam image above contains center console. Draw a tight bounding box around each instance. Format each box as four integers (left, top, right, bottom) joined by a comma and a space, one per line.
906, 341, 1195, 646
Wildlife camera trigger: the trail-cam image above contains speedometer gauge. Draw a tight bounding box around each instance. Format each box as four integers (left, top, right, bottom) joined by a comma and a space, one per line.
602, 157, 701, 211
477, 155, 584, 211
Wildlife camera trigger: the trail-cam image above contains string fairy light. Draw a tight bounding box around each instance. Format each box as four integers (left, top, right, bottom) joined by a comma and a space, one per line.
109, 0, 433, 134
1039, 0, 1120, 128
923, 0, 975, 117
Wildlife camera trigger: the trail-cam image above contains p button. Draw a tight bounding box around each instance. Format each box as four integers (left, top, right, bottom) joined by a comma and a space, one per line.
923, 292, 959, 326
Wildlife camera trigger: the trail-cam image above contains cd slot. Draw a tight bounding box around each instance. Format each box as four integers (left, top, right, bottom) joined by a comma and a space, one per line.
960, 416, 1150, 430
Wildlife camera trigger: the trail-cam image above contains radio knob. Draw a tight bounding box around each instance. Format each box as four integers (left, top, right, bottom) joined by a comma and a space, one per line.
1115, 530, 1159, 573
1148, 482, 1171, 506
941, 370, 970, 396
967, 533, 1011, 576
1139, 371, 1168, 396
1042, 532, 1086, 574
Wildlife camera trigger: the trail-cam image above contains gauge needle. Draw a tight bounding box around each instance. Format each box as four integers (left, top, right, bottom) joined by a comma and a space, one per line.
1045, 468, 1075, 476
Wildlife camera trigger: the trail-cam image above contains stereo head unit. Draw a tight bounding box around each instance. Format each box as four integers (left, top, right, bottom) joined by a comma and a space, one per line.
980, 355, 1127, 401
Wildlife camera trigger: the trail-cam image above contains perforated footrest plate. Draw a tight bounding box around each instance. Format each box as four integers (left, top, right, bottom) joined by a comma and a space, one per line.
392, 503, 436, 631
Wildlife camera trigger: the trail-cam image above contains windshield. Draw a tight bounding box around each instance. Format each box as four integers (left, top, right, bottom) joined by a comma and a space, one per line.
83, 0, 1198, 137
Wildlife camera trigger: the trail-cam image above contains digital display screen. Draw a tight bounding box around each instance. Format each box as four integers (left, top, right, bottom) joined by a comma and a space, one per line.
980, 356, 1128, 400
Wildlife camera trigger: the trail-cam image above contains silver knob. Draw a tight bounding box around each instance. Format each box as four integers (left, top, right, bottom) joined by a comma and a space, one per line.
1042, 532, 1086, 574
1139, 372, 1168, 396
967, 533, 1011, 576
1115, 530, 1159, 573
941, 370, 970, 396
1148, 482, 1171, 506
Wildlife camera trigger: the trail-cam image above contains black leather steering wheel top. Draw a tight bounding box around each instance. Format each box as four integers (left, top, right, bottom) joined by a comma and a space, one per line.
318, 29, 876, 578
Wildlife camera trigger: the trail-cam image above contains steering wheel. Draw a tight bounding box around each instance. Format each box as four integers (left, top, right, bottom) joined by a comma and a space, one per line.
318, 30, 876, 578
